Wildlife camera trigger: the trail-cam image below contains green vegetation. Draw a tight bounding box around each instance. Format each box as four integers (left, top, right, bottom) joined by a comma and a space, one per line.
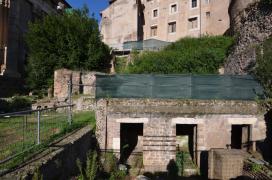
77, 151, 127, 180
176, 152, 185, 177
77, 150, 99, 180
255, 37, 272, 98
0, 111, 95, 171
0, 96, 33, 113
122, 36, 234, 74
249, 163, 263, 173
26, 6, 111, 91
115, 57, 128, 73
261, 0, 272, 5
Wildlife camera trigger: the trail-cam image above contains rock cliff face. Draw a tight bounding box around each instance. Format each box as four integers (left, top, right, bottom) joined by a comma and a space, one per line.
225, 2, 272, 74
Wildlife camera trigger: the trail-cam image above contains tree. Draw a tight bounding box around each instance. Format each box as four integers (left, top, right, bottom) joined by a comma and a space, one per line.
26, 6, 111, 90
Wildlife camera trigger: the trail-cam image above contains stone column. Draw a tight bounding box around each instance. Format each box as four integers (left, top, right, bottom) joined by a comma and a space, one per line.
95, 99, 108, 151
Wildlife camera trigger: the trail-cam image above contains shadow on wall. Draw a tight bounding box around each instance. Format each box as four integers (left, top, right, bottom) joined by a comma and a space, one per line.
143, 159, 202, 180
257, 109, 272, 163
200, 151, 209, 179
120, 123, 143, 164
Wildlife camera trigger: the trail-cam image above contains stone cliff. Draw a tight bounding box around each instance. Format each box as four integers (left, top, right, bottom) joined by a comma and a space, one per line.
225, 1, 272, 74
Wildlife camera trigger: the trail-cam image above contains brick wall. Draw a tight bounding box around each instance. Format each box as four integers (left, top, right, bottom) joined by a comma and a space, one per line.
95, 99, 266, 173
53, 69, 96, 100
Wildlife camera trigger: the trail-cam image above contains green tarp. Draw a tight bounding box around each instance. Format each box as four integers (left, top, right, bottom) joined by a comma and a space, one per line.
95, 74, 264, 100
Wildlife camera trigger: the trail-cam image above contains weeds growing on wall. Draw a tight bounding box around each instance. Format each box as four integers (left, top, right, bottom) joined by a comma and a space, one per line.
255, 37, 272, 98
123, 36, 234, 74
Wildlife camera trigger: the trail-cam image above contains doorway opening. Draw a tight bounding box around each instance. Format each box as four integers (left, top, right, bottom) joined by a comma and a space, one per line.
176, 124, 197, 160
120, 123, 143, 164
231, 125, 250, 150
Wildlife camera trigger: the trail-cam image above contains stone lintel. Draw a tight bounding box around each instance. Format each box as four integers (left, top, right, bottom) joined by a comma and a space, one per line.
228, 117, 257, 125
116, 118, 149, 123
171, 118, 205, 125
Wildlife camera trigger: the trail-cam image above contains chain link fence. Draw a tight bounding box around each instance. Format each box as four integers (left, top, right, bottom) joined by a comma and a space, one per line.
0, 105, 74, 172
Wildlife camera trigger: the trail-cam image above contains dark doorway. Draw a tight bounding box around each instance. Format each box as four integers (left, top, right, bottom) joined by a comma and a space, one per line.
231, 125, 250, 150
176, 124, 197, 162
120, 123, 143, 164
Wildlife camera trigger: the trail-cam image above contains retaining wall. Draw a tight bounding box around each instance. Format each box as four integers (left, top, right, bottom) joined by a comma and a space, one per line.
1, 126, 95, 180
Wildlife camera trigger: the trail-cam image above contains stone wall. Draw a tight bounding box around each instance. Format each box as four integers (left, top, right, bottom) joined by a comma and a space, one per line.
225, 2, 272, 74
53, 69, 96, 100
95, 98, 266, 172
1, 126, 95, 180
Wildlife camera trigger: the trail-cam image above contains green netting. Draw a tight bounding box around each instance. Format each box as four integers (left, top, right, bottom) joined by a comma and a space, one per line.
123, 39, 171, 51
95, 74, 264, 100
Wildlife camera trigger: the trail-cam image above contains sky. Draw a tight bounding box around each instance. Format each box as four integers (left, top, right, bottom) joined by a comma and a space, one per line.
66, 0, 108, 22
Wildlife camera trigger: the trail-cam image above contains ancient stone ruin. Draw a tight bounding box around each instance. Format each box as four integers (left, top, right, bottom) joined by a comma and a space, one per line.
96, 98, 266, 175
52, 71, 268, 179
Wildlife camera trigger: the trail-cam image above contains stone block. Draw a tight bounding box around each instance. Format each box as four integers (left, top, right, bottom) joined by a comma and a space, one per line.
208, 149, 245, 180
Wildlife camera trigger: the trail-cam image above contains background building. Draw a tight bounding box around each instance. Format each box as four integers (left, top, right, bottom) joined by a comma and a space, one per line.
0, 0, 71, 78
100, 0, 230, 50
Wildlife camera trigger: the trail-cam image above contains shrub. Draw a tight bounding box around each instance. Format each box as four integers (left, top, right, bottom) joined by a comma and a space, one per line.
101, 152, 118, 173
86, 151, 99, 180
76, 150, 100, 180
261, 0, 272, 5
255, 37, 272, 97
249, 163, 262, 173
109, 169, 126, 180
0, 96, 32, 113
9, 96, 32, 111
125, 36, 234, 74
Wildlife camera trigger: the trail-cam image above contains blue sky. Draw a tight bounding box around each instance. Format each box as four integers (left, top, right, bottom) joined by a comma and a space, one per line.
66, 0, 108, 21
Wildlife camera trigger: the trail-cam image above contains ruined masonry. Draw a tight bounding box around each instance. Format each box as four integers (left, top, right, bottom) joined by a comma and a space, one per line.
53, 71, 266, 178
96, 99, 266, 172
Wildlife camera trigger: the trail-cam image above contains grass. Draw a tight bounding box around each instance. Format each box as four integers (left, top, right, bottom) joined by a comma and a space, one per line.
0, 111, 95, 172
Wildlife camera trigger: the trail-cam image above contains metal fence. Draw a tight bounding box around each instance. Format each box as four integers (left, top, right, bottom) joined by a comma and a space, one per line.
0, 105, 73, 171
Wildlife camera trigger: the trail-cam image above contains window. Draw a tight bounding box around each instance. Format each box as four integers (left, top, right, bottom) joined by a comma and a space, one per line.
153, 9, 158, 18
170, 4, 177, 14
205, 0, 210, 4
206, 12, 211, 18
168, 22, 176, 33
151, 26, 158, 37
192, 0, 197, 8
188, 17, 198, 30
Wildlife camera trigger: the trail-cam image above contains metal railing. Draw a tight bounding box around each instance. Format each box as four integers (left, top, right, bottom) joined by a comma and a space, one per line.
0, 105, 73, 169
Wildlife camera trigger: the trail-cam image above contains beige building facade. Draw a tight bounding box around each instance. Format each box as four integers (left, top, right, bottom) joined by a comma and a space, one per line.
100, 0, 144, 50
101, 0, 230, 50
